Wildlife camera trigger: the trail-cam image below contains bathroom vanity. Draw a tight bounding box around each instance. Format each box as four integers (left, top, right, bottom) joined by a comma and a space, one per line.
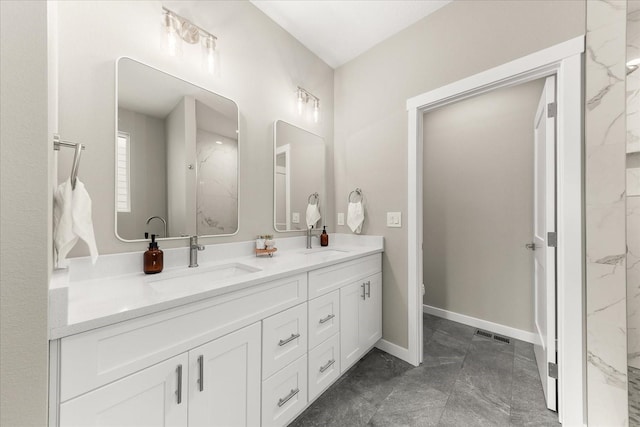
48, 235, 383, 427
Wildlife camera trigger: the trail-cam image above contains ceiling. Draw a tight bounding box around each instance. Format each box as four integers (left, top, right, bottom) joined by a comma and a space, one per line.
250, 0, 452, 68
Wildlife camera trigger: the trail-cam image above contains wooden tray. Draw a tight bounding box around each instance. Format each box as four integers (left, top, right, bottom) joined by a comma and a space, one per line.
255, 247, 277, 257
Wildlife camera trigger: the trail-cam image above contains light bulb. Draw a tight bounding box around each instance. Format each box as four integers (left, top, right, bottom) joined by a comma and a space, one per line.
202, 34, 216, 75
313, 99, 320, 123
162, 11, 182, 57
297, 90, 304, 116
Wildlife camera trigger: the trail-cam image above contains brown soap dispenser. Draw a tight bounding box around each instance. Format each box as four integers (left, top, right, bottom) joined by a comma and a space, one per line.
144, 233, 163, 274
320, 226, 329, 247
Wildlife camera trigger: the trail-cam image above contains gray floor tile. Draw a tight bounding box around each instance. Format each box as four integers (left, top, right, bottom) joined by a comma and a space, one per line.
437, 381, 511, 427
436, 317, 477, 341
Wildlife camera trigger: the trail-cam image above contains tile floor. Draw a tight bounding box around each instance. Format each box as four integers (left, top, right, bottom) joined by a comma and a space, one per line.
630, 366, 640, 427
290, 314, 559, 426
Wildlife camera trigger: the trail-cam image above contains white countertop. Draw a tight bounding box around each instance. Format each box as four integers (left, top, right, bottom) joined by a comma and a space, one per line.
49, 234, 383, 340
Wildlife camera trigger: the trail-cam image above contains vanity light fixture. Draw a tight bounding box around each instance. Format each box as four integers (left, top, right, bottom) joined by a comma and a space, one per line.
162, 7, 218, 75
295, 87, 320, 123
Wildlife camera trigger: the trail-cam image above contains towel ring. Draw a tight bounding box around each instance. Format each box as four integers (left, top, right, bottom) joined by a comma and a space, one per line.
308, 192, 319, 205
348, 188, 363, 203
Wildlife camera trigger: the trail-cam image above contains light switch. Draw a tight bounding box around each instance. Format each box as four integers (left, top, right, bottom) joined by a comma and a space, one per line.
387, 212, 402, 228
337, 213, 345, 226
292, 212, 300, 224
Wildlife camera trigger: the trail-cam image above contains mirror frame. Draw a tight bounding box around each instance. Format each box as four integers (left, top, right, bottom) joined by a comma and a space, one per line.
272, 119, 326, 233
114, 56, 241, 242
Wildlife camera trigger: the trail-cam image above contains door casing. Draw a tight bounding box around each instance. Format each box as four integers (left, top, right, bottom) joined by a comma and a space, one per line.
405, 36, 585, 426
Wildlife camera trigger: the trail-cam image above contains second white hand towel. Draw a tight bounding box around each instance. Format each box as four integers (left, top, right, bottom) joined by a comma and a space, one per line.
347, 201, 364, 234
72, 178, 99, 264
306, 203, 321, 228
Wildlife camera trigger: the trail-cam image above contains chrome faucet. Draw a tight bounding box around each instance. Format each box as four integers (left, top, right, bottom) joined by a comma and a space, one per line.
146, 216, 167, 238
306, 226, 322, 249
189, 236, 205, 268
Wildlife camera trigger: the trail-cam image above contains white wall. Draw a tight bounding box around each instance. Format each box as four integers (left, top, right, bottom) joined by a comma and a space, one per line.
55, 0, 334, 255
0, 1, 50, 425
422, 79, 544, 333
334, 0, 585, 348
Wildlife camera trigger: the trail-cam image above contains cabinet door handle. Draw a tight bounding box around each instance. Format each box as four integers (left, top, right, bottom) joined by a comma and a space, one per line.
319, 359, 335, 373
319, 313, 335, 324
198, 355, 204, 392
361, 283, 366, 300
278, 333, 300, 346
277, 388, 300, 407
176, 364, 183, 404
366, 281, 371, 298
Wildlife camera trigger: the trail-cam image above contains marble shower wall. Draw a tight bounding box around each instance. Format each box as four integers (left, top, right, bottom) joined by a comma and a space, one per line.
628, 0, 640, 372
585, 0, 629, 425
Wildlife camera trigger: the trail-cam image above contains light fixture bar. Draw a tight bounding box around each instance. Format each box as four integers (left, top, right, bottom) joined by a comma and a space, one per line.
296, 87, 320, 122
162, 7, 217, 45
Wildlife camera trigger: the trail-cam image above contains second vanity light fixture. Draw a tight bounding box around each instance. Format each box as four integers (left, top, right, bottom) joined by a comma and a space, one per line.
162, 7, 217, 75
296, 87, 320, 123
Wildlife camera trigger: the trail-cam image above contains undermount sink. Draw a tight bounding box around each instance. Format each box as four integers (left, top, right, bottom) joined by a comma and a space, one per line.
300, 248, 349, 257
147, 263, 262, 293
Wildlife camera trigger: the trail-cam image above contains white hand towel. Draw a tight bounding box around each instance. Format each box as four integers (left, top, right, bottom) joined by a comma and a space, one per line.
347, 201, 364, 234
306, 203, 321, 228
53, 178, 99, 266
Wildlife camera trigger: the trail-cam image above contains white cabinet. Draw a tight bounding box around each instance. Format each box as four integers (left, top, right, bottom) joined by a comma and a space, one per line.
188, 323, 261, 427
307, 290, 339, 349
261, 355, 308, 427
60, 353, 188, 427
307, 332, 340, 401
340, 272, 382, 373
262, 303, 308, 379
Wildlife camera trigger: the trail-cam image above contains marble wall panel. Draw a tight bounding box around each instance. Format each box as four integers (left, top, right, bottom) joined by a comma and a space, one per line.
585, 0, 629, 425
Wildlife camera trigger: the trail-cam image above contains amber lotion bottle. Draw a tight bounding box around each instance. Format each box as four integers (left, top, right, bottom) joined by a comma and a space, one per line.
320, 226, 329, 247
144, 234, 163, 274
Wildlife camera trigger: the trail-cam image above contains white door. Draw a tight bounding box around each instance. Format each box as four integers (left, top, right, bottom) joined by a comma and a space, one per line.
59, 353, 188, 427
188, 322, 261, 427
532, 75, 557, 411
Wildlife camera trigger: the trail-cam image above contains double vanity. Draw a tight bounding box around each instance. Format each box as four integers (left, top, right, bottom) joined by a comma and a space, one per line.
48, 234, 383, 427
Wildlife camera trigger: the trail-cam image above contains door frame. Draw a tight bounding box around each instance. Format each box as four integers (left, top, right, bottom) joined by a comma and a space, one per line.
406, 36, 585, 425
275, 144, 291, 230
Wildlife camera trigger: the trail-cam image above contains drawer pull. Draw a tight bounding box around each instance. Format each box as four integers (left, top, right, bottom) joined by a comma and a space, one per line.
176, 364, 183, 404
366, 280, 371, 298
277, 388, 300, 407
198, 355, 204, 392
361, 283, 366, 300
319, 359, 335, 373
319, 314, 335, 324
278, 333, 300, 347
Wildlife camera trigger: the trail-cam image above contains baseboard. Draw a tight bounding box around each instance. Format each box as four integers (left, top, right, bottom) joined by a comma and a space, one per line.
375, 339, 412, 363
422, 304, 538, 344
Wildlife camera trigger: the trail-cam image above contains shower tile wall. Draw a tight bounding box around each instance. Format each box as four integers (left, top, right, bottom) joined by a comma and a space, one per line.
585, 0, 629, 425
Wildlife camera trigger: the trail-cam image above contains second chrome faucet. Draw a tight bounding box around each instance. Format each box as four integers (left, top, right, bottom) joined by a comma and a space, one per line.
189, 236, 205, 267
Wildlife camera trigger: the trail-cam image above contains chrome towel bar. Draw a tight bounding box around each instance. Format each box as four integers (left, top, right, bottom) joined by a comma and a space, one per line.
53, 134, 85, 190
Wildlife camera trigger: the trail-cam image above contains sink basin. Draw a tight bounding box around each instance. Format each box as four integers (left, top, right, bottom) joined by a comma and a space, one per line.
300, 248, 349, 257
147, 263, 261, 293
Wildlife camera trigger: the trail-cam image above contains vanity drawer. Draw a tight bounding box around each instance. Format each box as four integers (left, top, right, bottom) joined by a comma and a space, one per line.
308, 333, 340, 402
308, 253, 381, 299
59, 273, 307, 402
262, 303, 308, 379
261, 355, 308, 427
308, 290, 339, 349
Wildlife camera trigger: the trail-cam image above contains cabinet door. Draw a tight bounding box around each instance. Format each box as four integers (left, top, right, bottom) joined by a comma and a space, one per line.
340, 280, 365, 373
59, 353, 188, 427
188, 322, 261, 427
360, 273, 382, 350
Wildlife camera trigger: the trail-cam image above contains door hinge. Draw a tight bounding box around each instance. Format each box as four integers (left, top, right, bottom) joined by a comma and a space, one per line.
547, 102, 557, 118
547, 232, 557, 248
548, 362, 558, 379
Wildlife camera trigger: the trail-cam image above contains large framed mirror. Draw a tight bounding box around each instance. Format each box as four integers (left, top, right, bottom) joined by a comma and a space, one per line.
273, 120, 325, 232
116, 57, 239, 241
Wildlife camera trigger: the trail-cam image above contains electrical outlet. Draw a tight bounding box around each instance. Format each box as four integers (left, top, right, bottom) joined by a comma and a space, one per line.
292, 212, 300, 223
386, 212, 402, 227
337, 213, 345, 226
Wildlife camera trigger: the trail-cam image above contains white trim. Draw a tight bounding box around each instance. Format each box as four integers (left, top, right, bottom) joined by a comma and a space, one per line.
375, 339, 411, 363
275, 144, 291, 231
406, 36, 585, 426
422, 305, 538, 345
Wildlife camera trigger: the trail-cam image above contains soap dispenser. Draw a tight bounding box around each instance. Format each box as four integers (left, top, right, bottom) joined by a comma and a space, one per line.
144, 233, 163, 274
320, 226, 329, 247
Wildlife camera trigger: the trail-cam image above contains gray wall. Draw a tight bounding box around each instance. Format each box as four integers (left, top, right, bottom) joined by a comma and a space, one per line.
55, 0, 334, 254
117, 107, 168, 240
0, 1, 50, 425
334, 0, 585, 348
423, 79, 544, 333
